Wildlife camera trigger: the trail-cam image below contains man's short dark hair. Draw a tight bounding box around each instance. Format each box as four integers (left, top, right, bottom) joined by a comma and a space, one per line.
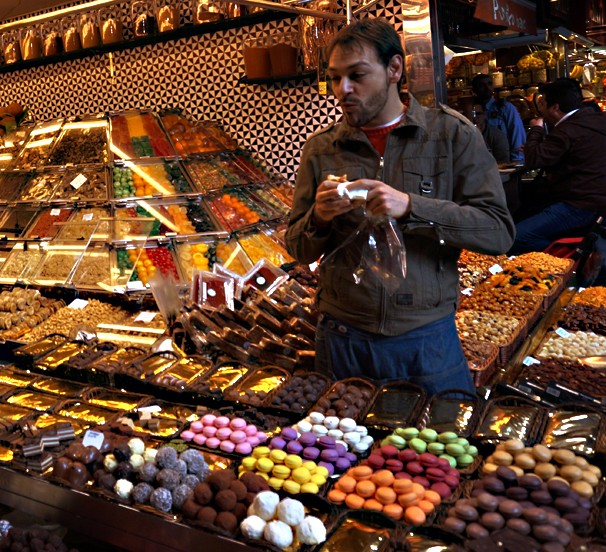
538, 78, 582, 113
326, 18, 405, 87
471, 73, 492, 92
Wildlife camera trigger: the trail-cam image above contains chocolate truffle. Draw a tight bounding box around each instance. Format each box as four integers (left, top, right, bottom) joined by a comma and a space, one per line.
139, 462, 159, 483
183, 474, 200, 489
215, 511, 238, 533
197, 506, 218, 524
182, 498, 201, 519
132, 482, 154, 504
113, 443, 131, 462
157, 468, 180, 491
207, 469, 235, 492
155, 446, 178, 469
172, 484, 194, 510
215, 489, 237, 511
150, 487, 173, 512
194, 482, 213, 505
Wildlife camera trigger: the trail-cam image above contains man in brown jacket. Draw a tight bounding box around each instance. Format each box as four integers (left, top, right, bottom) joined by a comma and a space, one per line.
511, 78, 606, 254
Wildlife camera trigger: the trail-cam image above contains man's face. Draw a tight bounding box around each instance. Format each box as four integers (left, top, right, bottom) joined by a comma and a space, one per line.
327, 42, 393, 128
473, 77, 493, 103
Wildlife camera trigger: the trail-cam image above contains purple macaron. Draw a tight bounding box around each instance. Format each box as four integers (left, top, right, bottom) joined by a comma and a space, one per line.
318, 436, 336, 449
320, 449, 339, 463
298, 432, 317, 447
318, 461, 335, 476
302, 446, 320, 460
269, 437, 286, 450
286, 440, 304, 455
281, 427, 298, 442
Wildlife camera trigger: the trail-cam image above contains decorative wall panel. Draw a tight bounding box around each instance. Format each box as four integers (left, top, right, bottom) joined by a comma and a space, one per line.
0, 2, 401, 181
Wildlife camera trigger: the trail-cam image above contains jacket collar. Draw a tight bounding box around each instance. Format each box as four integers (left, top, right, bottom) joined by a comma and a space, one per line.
332, 94, 428, 146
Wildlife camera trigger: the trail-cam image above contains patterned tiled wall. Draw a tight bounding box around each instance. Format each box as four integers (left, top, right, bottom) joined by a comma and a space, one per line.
0, 2, 401, 181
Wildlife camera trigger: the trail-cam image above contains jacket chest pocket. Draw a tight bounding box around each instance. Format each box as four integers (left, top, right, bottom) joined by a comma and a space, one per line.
401, 156, 448, 198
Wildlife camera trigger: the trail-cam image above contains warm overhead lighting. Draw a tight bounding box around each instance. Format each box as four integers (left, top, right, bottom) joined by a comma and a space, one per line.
0, 0, 122, 32
452, 50, 483, 57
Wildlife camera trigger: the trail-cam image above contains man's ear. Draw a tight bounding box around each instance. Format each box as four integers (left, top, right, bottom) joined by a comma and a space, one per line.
388, 55, 403, 83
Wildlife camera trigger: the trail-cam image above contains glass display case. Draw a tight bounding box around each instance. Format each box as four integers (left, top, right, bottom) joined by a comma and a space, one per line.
41, 19, 63, 57
13, 119, 63, 170
160, 111, 223, 157
50, 165, 109, 201
46, 118, 109, 166
15, 171, 63, 202
110, 111, 176, 160
236, 225, 295, 267
61, 15, 82, 53
0, 204, 39, 237
205, 188, 278, 232
24, 206, 73, 239
0, 243, 45, 284
0, 172, 32, 203
112, 160, 194, 199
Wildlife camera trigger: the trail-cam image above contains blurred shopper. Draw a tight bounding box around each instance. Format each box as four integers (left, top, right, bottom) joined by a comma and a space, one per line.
472, 73, 526, 164
510, 78, 606, 254
470, 103, 510, 164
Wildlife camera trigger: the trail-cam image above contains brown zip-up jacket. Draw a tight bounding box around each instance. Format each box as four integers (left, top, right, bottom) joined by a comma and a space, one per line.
285, 95, 515, 336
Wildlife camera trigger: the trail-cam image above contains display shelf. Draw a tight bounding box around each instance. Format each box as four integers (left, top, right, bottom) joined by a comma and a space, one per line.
0, 11, 295, 75
0, 466, 255, 552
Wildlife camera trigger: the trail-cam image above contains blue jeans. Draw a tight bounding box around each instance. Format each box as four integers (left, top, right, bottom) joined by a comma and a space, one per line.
511, 202, 598, 255
315, 313, 475, 396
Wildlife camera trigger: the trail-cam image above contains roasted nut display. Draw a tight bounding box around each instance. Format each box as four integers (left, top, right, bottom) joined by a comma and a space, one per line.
511, 252, 573, 274
535, 330, 606, 361
455, 310, 522, 345
459, 286, 542, 320
558, 303, 606, 335
571, 285, 606, 307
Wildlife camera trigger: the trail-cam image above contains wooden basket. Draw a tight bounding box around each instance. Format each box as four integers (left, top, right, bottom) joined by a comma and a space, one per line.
460, 339, 499, 387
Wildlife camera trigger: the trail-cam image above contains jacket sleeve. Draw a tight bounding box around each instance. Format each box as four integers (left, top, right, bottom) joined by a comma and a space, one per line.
405, 117, 515, 255
284, 139, 331, 264
523, 125, 570, 169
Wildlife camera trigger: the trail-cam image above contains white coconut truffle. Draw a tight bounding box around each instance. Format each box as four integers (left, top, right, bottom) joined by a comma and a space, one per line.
343, 431, 361, 445
240, 515, 266, 540
128, 437, 146, 455
114, 478, 134, 500
323, 416, 339, 430
143, 447, 158, 464
339, 418, 357, 432
251, 491, 280, 521
264, 520, 293, 549
277, 498, 305, 527
103, 453, 118, 472
296, 420, 312, 434
312, 424, 328, 437
296, 515, 327, 545
130, 453, 145, 471
308, 412, 325, 424
327, 429, 344, 440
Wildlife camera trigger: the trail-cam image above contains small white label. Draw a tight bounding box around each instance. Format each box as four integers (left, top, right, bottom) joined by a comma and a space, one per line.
70, 173, 87, 190
67, 298, 88, 310
255, 276, 266, 286
546, 387, 561, 397
461, 288, 474, 296
555, 327, 571, 338
523, 356, 541, 366
489, 264, 503, 275
137, 405, 162, 414
126, 281, 146, 291
135, 311, 157, 322
50, 208, 61, 216
82, 213, 94, 221
82, 429, 105, 449
207, 288, 217, 297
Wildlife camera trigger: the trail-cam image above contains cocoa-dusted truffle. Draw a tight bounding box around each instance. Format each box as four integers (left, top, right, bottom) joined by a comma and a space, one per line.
240, 471, 269, 493
180, 449, 209, 478
194, 482, 213, 505
172, 484, 193, 510
132, 482, 154, 504
207, 469, 235, 492
232, 502, 248, 522
229, 480, 247, 501
182, 498, 201, 519
155, 446, 178, 469
157, 468, 180, 491
150, 487, 173, 512
215, 489, 237, 511
139, 462, 159, 483
183, 474, 200, 489
215, 511, 238, 533
197, 506, 218, 524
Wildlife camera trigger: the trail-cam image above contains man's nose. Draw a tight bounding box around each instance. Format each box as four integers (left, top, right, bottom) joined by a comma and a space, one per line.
339, 77, 354, 95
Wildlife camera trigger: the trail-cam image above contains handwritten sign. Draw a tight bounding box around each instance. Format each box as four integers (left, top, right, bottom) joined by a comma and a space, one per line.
474, 0, 537, 35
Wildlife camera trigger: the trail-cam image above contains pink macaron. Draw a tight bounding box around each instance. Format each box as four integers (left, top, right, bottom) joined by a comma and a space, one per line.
247, 435, 261, 447
201, 414, 216, 426
203, 426, 218, 438
244, 424, 258, 436
230, 418, 247, 430
230, 430, 246, 444
214, 416, 231, 428
220, 440, 236, 454
216, 427, 232, 440
181, 430, 195, 442
193, 434, 207, 446
205, 437, 221, 449
235, 442, 253, 455
257, 432, 268, 443
190, 421, 204, 433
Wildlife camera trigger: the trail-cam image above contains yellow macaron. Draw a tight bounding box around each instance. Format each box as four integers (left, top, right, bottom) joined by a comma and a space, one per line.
256, 457, 274, 473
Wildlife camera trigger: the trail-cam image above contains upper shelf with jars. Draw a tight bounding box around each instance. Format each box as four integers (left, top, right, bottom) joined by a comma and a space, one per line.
0, 0, 296, 73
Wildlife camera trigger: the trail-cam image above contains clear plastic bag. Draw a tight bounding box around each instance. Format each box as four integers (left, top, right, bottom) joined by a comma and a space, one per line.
325, 215, 407, 294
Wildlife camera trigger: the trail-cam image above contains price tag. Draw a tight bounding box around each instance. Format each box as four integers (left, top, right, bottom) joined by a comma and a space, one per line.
523, 356, 541, 366
126, 281, 146, 291
82, 213, 94, 221
555, 327, 571, 338
134, 311, 157, 322
461, 288, 473, 296
67, 298, 88, 310
70, 173, 88, 190
82, 429, 105, 450
546, 387, 561, 397
50, 208, 61, 216
489, 264, 503, 275
138, 405, 162, 414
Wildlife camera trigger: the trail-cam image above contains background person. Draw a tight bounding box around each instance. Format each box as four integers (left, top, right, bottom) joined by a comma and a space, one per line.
285, 18, 515, 396
510, 78, 606, 255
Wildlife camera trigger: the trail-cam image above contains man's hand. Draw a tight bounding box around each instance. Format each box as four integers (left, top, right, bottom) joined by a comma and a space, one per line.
529, 117, 544, 128
348, 179, 411, 219
313, 178, 356, 224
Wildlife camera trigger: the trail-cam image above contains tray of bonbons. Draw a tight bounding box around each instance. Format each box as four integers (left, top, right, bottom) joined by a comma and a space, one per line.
557, 301, 606, 336
457, 250, 510, 291
0, 203, 39, 236
111, 350, 181, 391
45, 118, 109, 167
59, 342, 121, 380
417, 390, 484, 439
455, 310, 526, 367
110, 110, 176, 160
363, 380, 426, 432
441, 451, 599, 546
308, 378, 377, 423
114, 399, 199, 440
76, 345, 147, 388
460, 339, 499, 387
205, 188, 280, 232
112, 160, 195, 199
474, 395, 548, 446
262, 371, 331, 416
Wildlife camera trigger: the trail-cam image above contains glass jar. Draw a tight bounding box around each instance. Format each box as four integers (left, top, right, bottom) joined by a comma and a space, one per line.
132, 0, 156, 38
505, 66, 517, 87
79, 11, 101, 49
492, 68, 504, 88
20, 26, 42, 61
42, 19, 63, 57
156, 0, 180, 33
192, 0, 224, 23
99, 6, 124, 45
2, 31, 22, 64
62, 15, 82, 52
